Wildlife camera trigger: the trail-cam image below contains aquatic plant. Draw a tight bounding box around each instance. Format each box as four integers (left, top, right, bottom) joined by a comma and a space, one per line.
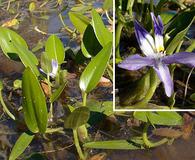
118, 13, 195, 97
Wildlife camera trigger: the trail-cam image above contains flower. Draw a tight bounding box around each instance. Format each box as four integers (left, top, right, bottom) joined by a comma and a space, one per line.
40, 59, 58, 78
49, 59, 58, 78
118, 13, 195, 97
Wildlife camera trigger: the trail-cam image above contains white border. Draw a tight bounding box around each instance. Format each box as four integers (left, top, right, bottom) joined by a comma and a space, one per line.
112, 1, 195, 112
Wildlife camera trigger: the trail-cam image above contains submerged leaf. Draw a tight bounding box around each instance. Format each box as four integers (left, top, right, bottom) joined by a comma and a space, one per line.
9, 132, 34, 160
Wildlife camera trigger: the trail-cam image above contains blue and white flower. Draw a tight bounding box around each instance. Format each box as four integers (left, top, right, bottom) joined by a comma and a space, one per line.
49, 59, 58, 78
118, 13, 195, 97
40, 59, 58, 78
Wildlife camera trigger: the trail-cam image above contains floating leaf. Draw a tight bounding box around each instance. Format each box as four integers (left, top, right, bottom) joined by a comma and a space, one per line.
134, 111, 183, 126
45, 34, 65, 64
83, 140, 143, 150
29, 2, 36, 12
9, 132, 34, 160
71, 4, 92, 13
0, 27, 39, 75
1, 18, 19, 28
79, 42, 112, 93
103, 0, 113, 10
91, 9, 112, 46
22, 68, 48, 133
64, 107, 90, 129
69, 12, 90, 34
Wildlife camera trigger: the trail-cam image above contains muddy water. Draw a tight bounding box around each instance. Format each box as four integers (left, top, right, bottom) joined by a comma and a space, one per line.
108, 134, 195, 160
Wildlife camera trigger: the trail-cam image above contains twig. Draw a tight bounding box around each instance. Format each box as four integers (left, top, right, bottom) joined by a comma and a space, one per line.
183, 67, 194, 106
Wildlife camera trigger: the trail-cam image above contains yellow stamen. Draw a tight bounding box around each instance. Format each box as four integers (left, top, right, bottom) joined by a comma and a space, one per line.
157, 46, 164, 52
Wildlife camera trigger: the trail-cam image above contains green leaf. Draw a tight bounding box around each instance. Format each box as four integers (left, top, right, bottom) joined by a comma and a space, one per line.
22, 68, 48, 133
120, 71, 150, 106
103, 0, 113, 10
45, 34, 65, 64
165, 10, 195, 54
86, 100, 113, 116
190, 93, 195, 101
79, 42, 112, 93
0, 80, 3, 90
26, 153, 47, 160
0, 27, 39, 75
50, 82, 67, 103
71, 4, 92, 13
40, 52, 52, 73
81, 24, 102, 58
160, 11, 176, 25
83, 140, 143, 150
91, 9, 112, 46
9, 132, 34, 160
69, 12, 90, 34
156, 0, 186, 12
134, 111, 183, 126
64, 107, 90, 129
13, 79, 22, 90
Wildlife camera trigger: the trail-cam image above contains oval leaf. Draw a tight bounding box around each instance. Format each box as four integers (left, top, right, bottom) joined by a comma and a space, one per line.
83, 140, 143, 150
81, 24, 102, 58
79, 42, 112, 93
64, 107, 90, 129
9, 132, 34, 160
45, 34, 65, 64
22, 68, 48, 133
69, 12, 90, 34
0, 27, 39, 75
91, 9, 112, 46
134, 111, 183, 126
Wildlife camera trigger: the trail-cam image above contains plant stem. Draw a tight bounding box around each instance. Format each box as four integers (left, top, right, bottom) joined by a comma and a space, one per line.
150, 0, 154, 12
0, 90, 15, 120
73, 129, 85, 160
73, 92, 89, 159
82, 92, 87, 107
127, 0, 134, 17
47, 73, 53, 120
143, 123, 168, 148
58, 13, 74, 34
115, 22, 124, 59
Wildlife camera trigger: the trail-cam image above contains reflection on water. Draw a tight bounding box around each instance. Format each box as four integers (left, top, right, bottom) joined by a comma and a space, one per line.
108, 134, 195, 160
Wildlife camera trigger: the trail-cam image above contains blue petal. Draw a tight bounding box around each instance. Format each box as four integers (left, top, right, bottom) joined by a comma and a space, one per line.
162, 52, 195, 67
50, 59, 58, 78
151, 13, 164, 52
118, 54, 155, 70
150, 12, 163, 36
153, 61, 173, 97
134, 20, 155, 57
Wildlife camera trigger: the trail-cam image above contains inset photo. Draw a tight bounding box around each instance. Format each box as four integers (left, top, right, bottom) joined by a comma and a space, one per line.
115, 0, 195, 110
